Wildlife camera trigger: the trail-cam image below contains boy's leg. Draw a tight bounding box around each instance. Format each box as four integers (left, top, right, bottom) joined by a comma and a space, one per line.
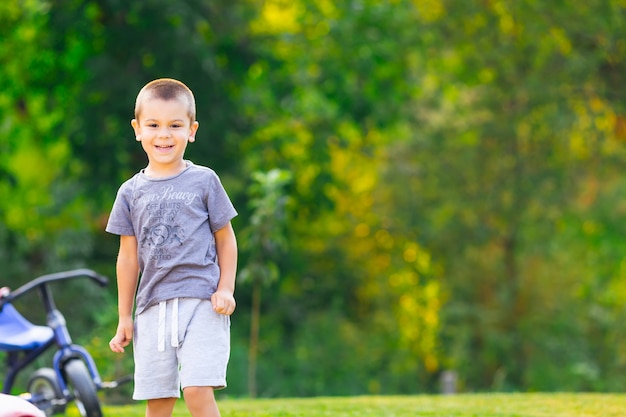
183, 386, 220, 417
134, 302, 182, 400
146, 397, 177, 417
178, 299, 229, 417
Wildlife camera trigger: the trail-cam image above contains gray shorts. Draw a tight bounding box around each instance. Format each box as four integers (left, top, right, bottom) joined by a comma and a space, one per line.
132, 298, 230, 400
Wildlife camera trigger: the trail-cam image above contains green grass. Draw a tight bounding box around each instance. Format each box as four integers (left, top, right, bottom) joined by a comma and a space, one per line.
101, 393, 626, 416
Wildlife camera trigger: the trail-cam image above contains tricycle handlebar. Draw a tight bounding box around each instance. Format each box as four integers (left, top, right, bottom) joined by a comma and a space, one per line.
0, 269, 108, 308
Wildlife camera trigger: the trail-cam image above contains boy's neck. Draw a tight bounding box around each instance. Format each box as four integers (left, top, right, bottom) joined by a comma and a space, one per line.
144, 160, 189, 178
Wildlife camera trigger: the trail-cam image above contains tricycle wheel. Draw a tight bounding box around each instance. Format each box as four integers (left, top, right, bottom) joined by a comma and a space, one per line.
27, 367, 65, 416
63, 359, 102, 417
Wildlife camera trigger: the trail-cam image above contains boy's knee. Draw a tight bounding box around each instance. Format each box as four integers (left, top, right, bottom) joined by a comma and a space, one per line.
146, 398, 177, 417
183, 386, 220, 416
183, 386, 216, 403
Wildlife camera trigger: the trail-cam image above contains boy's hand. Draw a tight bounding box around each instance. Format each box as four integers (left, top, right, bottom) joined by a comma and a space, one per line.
109, 316, 133, 353
211, 290, 236, 316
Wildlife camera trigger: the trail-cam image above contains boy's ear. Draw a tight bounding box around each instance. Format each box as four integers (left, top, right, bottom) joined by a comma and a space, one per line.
131, 119, 141, 141
188, 121, 199, 143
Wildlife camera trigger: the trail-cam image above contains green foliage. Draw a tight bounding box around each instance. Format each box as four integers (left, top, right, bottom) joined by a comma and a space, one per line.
0, 0, 96, 277
382, 0, 626, 391
239, 168, 292, 286
239, 168, 292, 397
2, 0, 626, 399
238, 1, 441, 391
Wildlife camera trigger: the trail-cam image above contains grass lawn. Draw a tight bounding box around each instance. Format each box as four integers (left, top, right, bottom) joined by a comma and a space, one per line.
101, 393, 626, 416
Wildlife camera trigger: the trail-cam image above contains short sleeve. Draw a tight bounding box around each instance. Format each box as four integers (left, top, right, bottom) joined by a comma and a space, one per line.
106, 184, 135, 236
206, 172, 237, 232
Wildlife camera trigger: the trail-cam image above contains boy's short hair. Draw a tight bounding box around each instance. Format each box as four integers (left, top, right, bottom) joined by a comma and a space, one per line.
135, 78, 196, 122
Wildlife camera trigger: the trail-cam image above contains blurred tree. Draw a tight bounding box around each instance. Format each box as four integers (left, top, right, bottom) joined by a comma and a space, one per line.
239, 168, 292, 398
0, 0, 95, 278
386, 0, 626, 390
237, 0, 441, 394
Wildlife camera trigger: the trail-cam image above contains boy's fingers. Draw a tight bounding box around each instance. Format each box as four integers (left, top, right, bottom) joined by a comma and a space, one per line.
109, 341, 123, 353
211, 292, 235, 315
211, 293, 222, 309
109, 333, 131, 352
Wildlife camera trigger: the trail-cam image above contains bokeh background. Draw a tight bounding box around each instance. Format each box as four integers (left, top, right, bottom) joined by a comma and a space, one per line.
1, 0, 626, 401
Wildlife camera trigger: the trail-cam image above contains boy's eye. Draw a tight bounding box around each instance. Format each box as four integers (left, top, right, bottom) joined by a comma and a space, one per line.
147, 123, 158, 128
171, 124, 182, 128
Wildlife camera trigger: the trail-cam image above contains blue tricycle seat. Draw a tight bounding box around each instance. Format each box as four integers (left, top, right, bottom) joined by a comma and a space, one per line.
0, 304, 54, 351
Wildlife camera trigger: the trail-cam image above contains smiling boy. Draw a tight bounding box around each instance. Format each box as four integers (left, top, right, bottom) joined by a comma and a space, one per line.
107, 78, 237, 417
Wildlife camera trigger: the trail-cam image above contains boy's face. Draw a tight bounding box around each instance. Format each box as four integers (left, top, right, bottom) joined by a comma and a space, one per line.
131, 97, 199, 173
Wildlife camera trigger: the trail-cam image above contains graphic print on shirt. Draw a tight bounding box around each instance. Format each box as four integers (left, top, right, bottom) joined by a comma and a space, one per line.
141, 224, 184, 247
133, 185, 200, 260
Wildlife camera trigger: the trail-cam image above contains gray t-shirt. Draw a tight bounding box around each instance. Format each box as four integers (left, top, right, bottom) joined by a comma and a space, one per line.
105, 161, 237, 314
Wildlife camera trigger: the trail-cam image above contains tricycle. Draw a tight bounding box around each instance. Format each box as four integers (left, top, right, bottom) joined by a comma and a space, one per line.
0, 269, 130, 416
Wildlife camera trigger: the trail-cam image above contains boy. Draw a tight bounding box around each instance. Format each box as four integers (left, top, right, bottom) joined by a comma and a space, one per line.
107, 78, 237, 417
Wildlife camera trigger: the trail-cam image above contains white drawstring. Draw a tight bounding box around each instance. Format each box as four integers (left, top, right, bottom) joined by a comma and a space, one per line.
171, 298, 179, 348
157, 298, 179, 352
158, 301, 166, 352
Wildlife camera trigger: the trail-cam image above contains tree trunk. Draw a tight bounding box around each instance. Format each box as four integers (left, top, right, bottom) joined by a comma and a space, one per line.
248, 281, 261, 398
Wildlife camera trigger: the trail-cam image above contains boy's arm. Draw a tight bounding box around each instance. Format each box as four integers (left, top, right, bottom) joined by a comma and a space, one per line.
211, 222, 238, 315
110, 234, 139, 353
